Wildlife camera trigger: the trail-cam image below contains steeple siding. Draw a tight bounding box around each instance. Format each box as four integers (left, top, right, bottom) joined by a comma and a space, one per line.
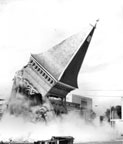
32, 25, 93, 83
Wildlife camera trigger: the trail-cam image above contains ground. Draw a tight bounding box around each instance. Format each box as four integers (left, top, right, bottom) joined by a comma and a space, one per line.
76, 141, 123, 144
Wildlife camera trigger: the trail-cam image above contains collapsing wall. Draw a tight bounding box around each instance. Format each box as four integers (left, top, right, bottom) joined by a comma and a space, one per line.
8, 23, 97, 121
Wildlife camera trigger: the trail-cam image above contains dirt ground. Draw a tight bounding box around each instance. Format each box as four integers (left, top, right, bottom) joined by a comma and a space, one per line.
76, 141, 123, 144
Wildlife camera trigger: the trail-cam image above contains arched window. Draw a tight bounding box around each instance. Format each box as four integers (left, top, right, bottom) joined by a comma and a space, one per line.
35, 65, 38, 69
30, 60, 33, 63
48, 78, 50, 81
37, 68, 40, 71
40, 70, 43, 74
42, 73, 45, 76
50, 80, 53, 84
32, 63, 35, 66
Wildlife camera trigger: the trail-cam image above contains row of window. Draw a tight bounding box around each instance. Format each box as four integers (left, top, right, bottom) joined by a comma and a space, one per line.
29, 59, 54, 85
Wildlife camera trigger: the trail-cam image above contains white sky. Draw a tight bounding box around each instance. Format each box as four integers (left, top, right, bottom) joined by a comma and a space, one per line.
0, 0, 123, 109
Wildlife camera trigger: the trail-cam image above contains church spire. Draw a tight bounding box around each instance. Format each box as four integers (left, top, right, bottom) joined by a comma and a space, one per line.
31, 21, 98, 89
59, 22, 97, 88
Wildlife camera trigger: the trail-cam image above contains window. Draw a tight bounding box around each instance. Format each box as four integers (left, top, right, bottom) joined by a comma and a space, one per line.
37, 68, 40, 71
35, 66, 38, 69
32, 63, 35, 66
81, 100, 87, 109
42, 73, 45, 76
45, 75, 48, 79
30, 60, 33, 63
87, 35, 91, 42
50, 80, 53, 84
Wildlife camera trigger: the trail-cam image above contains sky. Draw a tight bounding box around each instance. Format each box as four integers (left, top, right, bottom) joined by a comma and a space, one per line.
0, 0, 123, 111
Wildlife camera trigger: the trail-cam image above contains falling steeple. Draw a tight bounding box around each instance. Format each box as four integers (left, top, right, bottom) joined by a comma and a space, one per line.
22, 22, 97, 98
32, 23, 96, 88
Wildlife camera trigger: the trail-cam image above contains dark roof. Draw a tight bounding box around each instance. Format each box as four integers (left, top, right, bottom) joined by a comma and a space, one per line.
32, 25, 96, 88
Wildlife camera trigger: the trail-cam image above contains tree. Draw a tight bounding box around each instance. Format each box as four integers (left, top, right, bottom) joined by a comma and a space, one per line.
105, 108, 110, 122
115, 105, 121, 119
105, 105, 121, 122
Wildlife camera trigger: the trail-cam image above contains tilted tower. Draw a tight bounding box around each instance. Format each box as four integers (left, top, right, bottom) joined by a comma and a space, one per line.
9, 22, 97, 116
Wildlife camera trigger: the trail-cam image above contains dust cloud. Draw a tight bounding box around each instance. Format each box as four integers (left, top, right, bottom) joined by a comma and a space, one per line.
0, 83, 119, 143
0, 103, 119, 143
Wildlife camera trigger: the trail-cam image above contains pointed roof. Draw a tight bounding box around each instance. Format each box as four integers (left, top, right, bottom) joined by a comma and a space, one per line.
32, 24, 96, 88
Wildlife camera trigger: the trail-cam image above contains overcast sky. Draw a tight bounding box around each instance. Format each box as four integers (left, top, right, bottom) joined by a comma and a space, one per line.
0, 0, 123, 109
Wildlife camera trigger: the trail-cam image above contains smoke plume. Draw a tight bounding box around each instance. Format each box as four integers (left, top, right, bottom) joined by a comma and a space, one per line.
0, 82, 119, 143
0, 103, 119, 143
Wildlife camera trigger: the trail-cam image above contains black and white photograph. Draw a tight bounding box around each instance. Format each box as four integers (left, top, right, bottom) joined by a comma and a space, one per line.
0, 0, 123, 144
